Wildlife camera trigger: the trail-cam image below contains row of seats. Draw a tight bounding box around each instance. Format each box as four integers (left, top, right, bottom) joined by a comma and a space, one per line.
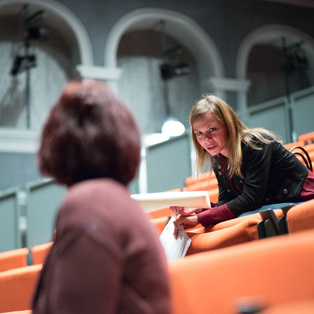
0, 242, 52, 312
169, 228, 314, 314
1, 131, 314, 313
0, 265, 42, 313
2, 201, 312, 313
0, 205, 313, 313
0, 242, 52, 273
150, 200, 314, 254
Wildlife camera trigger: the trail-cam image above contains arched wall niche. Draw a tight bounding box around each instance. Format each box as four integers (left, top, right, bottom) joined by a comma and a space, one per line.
0, 0, 93, 151
235, 24, 314, 122
103, 8, 227, 137
0, 0, 93, 66
235, 24, 314, 141
105, 8, 225, 91
237, 24, 314, 84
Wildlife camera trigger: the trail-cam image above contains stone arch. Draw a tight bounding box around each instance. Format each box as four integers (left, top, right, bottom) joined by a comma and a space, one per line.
105, 7, 224, 83
235, 24, 314, 140
236, 24, 314, 80
0, 0, 93, 65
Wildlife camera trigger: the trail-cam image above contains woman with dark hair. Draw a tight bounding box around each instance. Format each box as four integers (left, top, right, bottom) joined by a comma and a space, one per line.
32, 80, 171, 314
172, 94, 314, 236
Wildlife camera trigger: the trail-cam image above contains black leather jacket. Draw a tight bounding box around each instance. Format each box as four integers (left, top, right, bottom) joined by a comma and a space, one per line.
213, 139, 308, 216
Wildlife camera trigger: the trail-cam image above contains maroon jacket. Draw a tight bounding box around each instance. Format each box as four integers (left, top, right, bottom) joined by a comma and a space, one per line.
32, 179, 171, 314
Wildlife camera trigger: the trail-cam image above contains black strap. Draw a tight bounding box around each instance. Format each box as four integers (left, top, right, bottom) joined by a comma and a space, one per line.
289, 146, 313, 172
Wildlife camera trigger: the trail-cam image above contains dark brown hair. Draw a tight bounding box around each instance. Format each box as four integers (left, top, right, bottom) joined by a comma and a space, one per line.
37, 80, 141, 186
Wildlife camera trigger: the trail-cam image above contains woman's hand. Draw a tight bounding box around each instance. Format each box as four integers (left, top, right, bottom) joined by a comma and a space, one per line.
173, 215, 199, 238
170, 206, 201, 216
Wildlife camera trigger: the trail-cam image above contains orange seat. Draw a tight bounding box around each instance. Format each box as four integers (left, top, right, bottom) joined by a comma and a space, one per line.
184, 208, 284, 234
31, 242, 53, 265
150, 216, 171, 235
186, 216, 261, 255
261, 300, 314, 314
169, 229, 314, 314
183, 180, 218, 192
185, 171, 215, 187
286, 199, 314, 233
0, 264, 42, 312
146, 207, 172, 219
207, 188, 219, 203
301, 142, 314, 153
298, 131, 314, 145
1, 310, 32, 314
283, 140, 304, 151
0, 311, 32, 314
0, 248, 29, 272
185, 209, 284, 254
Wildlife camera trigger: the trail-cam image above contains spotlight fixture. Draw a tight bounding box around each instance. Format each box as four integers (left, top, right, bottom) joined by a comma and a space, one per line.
160, 62, 191, 81
27, 26, 49, 41
159, 20, 191, 81
282, 39, 309, 76
8, 4, 49, 129
10, 54, 36, 76
9, 5, 48, 77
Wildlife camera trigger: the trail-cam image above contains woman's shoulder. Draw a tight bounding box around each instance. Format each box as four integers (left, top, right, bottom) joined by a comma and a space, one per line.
242, 130, 280, 149
67, 179, 128, 202
57, 179, 131, 223
55, 179, 145, 239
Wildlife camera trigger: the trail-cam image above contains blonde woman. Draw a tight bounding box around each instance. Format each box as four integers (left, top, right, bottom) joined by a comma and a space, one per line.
172, 95, 314, 235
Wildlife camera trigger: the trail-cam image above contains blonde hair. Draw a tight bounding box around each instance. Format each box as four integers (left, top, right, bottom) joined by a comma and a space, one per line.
190, 95, 282, 178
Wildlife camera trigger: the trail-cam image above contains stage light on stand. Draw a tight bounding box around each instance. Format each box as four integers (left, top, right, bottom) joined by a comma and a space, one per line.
8, 4, 49, 129
10, 54, 36, 76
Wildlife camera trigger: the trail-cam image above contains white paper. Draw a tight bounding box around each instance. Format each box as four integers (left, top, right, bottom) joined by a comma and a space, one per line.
131, 191, 211, 213
159, 216, 191, 261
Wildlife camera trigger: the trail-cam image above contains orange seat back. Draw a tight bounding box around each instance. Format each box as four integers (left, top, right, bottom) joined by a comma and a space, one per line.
0, 248, 29, 272
286, 199, 314, 233
0, 264, 42, 312
186, 216, 261, 255
31, 242, 53, 265
261, 300, 314, 314
146, 207, 172, 219
169, 229, 314, 314
150, 216, 171, 235
298, 131, 314, 145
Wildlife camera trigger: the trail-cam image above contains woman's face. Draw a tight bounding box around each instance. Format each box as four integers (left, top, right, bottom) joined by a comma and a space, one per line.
192, 111, 229, 157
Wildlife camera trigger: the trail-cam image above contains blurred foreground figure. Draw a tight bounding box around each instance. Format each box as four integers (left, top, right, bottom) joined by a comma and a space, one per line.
32, 80, 171, 314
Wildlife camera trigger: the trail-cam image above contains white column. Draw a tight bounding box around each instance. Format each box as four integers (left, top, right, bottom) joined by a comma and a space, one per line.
0, 129, 39, 153
75, 65, 122, 94
206, 77, 251, 124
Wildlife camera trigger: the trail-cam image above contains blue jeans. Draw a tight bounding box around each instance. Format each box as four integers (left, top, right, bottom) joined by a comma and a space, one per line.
238, 202, 302, 217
